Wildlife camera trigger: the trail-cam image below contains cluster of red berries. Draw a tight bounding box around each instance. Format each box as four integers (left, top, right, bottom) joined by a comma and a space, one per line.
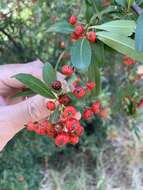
123, 55, 136, 65
26, 64, 108, 147
69, 15, 97, 43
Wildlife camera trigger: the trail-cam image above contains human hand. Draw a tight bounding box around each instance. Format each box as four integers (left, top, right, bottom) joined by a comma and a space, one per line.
0, 60, 64, 151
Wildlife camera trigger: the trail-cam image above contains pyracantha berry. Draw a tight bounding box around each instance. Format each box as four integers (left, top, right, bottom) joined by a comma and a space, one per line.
66, 118, 80, 132
63, 106, 77, 118
58, 94, 71, 105
75, 24, 84, 35
69, 15, 77, 25
46, 123, 57, 138
35, 123, 47, 135
74, 125, 84, 136
61, 65, 74, 76
46, 101, 56, 111
82, 108, 94, 120
27, 121, 36, 131
99, 107, 109, 120
123, 55, 136, 65
138, 99, 143, 108
92, 101, 101, 113
55, 133, 69, 147
52, 80, 62, 90
69, 135, 79, 144
86, 31, 96, 43
86, 81, 96, 91
72, 86, 86, 99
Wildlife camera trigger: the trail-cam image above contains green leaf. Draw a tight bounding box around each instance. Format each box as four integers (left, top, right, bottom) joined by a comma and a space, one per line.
115, 0, 127, 7
135, 12, 143, 52
13, 74, 56, 98
49, 106, 60, 124
47, 21, 74, 34
97, 31, 143, 62
43, 62, 57, 87
71, 38, 92, 71
91, 20, 136, 36
127, 0, 134, 10
13, 89, 35, 98
88, 43, 101, 96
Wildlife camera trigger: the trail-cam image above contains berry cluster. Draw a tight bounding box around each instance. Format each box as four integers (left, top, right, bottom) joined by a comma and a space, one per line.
26, 64, 109, 147
69, 16, 97, 43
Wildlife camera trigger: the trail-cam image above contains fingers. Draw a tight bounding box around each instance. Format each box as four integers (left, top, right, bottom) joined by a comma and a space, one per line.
0, 59, 43, 96
0, 95, 50, 151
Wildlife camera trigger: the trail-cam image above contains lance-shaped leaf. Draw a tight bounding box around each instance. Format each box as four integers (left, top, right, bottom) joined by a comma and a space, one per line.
91, 20, 136, 36
135, 12, 143, 52
47, 21, 74, 34
43, 62, 57, 87
71, 38, 92, 71
13, 74, 56, 98
97, 31, 143, 62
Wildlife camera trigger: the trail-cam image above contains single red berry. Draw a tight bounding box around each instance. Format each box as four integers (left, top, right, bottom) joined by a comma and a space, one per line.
82, 108, 94, 120
27, 121, 36, 131
74, 125, 84, 136
69, 135, 79, 145
46, 123, 57, 138
46, 101, 56, 111
92, 101, 101, 113
66, 118, 80, 132
52, 80, 62, 90
86, 31, 96, 43
69, 15, 77, 25
58, 94, 71, 105
75, 24, 84, 35
72, 86, 86, 99
34, 123, 47, 135
137, 99, 143, 108
86, 81, 96, 91
61, 65, 74, 76
55, 133, 69, 147
63, 106, 77, 118
123, 55, 136, 65
71, 32, 80, 41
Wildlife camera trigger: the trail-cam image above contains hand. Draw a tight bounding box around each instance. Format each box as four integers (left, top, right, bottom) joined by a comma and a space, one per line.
0, 60, 64, 151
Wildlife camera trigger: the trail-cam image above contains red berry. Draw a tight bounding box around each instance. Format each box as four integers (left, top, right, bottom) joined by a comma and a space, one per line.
46, 123, 57, 138
69, 135, 79, 144
86, 81, 96, 91
58, 94, 71, 105
46, 101, 56, 111
27, 121, 36, 131
123, 55, 136, 65
55, 133, 69, 147
71, 32, 80, 41
75, 24, 84, 35
92, 101, 100, 113
52, 80, 62, 90
69, 15, 77, 25
63, 106, 77, 118
86, 31, 96, 43
138, 99, 143, 108
82, 108, 94, 120
61, 65, 74, 76
72, 86, 86, 99
74, 125, 84, 136
66, 118, 80, 132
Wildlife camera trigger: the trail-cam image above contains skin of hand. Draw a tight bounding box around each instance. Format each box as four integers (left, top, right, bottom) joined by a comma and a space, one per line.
0, 60, 65, 151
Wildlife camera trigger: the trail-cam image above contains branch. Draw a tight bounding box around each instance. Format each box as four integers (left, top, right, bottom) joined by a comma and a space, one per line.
131, 2, 143, 15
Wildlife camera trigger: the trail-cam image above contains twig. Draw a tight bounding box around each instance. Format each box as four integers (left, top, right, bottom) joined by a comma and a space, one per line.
131, 2, 143, 15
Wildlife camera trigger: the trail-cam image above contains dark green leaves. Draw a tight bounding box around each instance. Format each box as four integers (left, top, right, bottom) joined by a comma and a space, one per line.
13, 74, 56, 98
47, 21, 74, 34
43, 62, 57, 87
97, 31, 143, 62
135, 12, 143, 52
71, 38, 92, 71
